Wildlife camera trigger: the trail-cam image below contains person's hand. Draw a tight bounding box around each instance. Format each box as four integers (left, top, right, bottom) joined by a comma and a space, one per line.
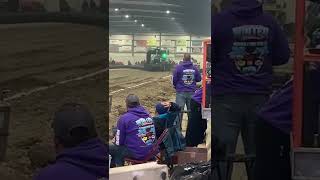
161, 102, 171, 108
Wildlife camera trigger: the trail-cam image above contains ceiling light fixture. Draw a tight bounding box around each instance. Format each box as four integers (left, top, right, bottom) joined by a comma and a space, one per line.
141, 24, 145, 27
166, 10, 170, 14
134, 19, 138, 23
125, 15, 130, 18
114, 8, 119, 12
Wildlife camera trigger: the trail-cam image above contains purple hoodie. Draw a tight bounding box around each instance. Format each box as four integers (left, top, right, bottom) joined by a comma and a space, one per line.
115, 106, 156, 160
173, 61, 201, 92
259, 63, 320, 134
192, 88, 203, 104
212, 0, 290, 95
192, 84, 212, 104
34, 138, 107, 180
258, 79, 293, 134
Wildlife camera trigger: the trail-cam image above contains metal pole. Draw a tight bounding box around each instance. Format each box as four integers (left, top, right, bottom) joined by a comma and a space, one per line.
159, 32, 162, 49
132, 34, 135, 57
189, 35, 192, 53
292, 0, 306, 148
0, 90, 10, 161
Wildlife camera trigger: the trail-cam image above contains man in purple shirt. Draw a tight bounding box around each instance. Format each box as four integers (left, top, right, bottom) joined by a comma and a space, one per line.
109, 94, 156, 167
172, 53, 201, 130
212, 0, 290, 179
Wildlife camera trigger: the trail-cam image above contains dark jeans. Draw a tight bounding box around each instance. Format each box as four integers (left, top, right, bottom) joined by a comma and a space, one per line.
109, 144, 132, 167
212, 94, 267, 180
185, 99, 207, 147
255, 120, 291, 180
176, 92, 193, 130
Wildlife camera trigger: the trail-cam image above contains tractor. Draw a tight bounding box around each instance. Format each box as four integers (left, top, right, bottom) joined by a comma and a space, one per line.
144, 48, 172, 71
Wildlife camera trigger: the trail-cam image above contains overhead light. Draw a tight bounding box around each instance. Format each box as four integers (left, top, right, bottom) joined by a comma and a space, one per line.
141, 24, 145, 27
125, 15, 130, 18
114, 8, 119, 12
166, 10, 170, 14
134, 19, 138, 23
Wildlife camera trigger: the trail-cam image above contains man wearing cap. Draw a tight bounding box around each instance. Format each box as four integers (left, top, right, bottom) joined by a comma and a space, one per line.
172, 53, 201, 129
34, 103, 107, 180
110, 94, 156, 167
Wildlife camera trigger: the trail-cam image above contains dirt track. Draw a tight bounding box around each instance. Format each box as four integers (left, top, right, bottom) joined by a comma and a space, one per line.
108, 69, 175, 137
0, 23, 106, 179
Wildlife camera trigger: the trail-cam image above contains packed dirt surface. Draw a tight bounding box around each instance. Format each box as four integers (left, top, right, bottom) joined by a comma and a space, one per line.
0, 23, 107, 180
0, 23, 106, 96
108, 69, 175, 138
109, 69, 172, 92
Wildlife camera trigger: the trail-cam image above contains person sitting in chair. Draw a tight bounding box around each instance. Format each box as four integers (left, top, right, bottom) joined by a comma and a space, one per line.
153, 102, 186, 164
109, 94, 156, 167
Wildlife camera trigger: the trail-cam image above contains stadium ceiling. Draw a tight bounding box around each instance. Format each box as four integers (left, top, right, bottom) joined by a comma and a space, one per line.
109, 0, 211, 36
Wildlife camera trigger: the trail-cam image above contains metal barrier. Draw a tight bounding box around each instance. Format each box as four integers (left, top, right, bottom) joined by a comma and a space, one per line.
0, 90, 10, 161
109, 95, 112, 112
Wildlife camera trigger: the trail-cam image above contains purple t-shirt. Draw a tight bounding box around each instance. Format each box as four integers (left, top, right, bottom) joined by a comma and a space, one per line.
173, 61, 201, 92
115, 106, 156, 160
212, 0, 290, 95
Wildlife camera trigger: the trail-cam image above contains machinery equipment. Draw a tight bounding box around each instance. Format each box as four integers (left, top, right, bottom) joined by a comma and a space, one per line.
144, 48, 172, 71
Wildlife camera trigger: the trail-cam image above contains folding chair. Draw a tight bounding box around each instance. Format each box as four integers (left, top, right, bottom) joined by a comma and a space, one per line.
124, 128, 169, 165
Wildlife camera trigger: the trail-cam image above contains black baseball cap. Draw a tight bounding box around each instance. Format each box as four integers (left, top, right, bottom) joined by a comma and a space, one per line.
52, 103, 97, 145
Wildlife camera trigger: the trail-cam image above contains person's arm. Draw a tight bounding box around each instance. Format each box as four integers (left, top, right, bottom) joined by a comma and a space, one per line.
115, 117, 126, 146
271, 20, 290, 66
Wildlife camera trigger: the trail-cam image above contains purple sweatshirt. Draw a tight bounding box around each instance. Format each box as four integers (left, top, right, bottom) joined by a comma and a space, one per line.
34, 138, 107, 180
259, 63, 320, 134
173, 61, 201, 92
192, 83, 212, 104
192, 88, 203, 104
212, 0, 290, 95
258, 79, 293, 134
115, 106, 156, 160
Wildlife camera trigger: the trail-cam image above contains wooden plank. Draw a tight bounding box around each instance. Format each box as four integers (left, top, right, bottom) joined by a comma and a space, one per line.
110, 162, 169, 180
